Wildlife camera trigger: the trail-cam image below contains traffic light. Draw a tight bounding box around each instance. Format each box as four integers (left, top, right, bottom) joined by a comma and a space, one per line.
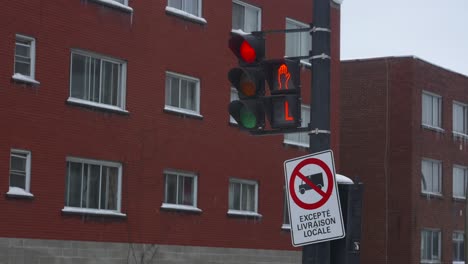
264, 59, 301, 129
228, 32, 266, 130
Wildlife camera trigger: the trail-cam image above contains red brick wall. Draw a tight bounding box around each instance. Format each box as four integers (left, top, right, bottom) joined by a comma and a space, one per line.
341, 57, 468, 264
0, 0, 341, 250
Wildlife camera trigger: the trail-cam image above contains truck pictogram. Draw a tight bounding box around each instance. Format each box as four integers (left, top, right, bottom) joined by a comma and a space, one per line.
299, 173, 324, 194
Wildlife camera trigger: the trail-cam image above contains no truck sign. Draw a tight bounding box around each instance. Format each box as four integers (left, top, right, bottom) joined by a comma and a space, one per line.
284, 150, 345, 247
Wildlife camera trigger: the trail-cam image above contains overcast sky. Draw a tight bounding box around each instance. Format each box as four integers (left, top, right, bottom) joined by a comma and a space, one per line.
340, 0, 468, 76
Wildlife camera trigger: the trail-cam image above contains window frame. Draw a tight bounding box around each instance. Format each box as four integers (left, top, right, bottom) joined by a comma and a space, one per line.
166, 0, 207, 24
228, 178, 261, 217
453, 101, 468, 138
232, 0, 262, 33
453, 231, 465, 262
421, 229, 441, 264
13, 34, 39, 85
164, 71, 202, 118
7, 149, 33, 197
285, 18, 311, 65
421, 158, 442, 196
284, 104, 310, 147
422, 91, 443, 131
68, 49, 128, 113
63, 156, 124, 217
229, 87, 239, 124
161, 169, 201, 212
453, 165, 467, 199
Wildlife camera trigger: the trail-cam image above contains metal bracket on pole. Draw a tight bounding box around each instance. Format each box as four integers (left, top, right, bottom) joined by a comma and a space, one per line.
311, 53, 331, 60
308, 128, 331, 135
310, 26, 331, 33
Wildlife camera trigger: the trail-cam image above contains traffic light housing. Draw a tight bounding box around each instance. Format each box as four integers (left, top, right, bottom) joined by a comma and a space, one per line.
264, 59, 301, 129
228, 32, 266, 130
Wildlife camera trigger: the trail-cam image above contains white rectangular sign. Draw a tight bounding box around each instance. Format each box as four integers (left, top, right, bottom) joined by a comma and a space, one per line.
284, 150, 345, 247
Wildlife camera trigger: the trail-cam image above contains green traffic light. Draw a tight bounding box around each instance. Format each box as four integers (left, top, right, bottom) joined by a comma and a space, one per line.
239, 107, 257, 129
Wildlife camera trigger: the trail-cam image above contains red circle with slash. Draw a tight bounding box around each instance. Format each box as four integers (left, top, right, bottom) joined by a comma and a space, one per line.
289, 158, 334, 210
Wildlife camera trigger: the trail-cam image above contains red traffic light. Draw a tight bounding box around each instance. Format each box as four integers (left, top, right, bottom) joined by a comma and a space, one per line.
229, 33, 265, 64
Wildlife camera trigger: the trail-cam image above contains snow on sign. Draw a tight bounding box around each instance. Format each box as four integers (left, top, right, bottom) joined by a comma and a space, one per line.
284, 150, 345, 247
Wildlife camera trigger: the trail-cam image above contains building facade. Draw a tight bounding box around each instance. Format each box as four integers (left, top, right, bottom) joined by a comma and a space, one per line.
340, 56, 468, 264
0, 0, 342, 263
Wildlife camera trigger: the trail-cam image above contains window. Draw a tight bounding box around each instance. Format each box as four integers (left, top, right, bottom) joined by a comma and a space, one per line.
228, 178, 260, 216
162, 170, 199, 211
167, 0, 201, 17
232, 0, 261, 33
229, 88, 239, 123
421, 229, 441, 263
285, 18, 311, 61
13, 34, 38, 84
69, 50, 127, 111
8, 149, 33, 197
64, 157, 122, 214
453, 231, 465, 262
165, 71, 201, 116
421, 159, 442, 195
453, 166, 467, 199
453, 102, 467, 136
422, 91, 442, 129
284, 104, 310, 147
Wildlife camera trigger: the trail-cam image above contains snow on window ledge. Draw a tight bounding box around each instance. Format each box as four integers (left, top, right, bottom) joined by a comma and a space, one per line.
89, 0, 133, 13
281, 224, 291, 230
62, 206, 127, 217
160, 203, 202, 213
452, 131, 468, 140
12, 73, 40, 86
227, 209, 262, 218
6, 187, 34, 198
421, 124, 445, 133
67, 97, 129, 114
164, 106, 203, 119
165, 6, 207, 24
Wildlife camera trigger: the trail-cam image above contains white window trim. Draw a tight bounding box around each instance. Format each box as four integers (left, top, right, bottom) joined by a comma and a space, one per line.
453, 165, 467, 199
285, 18, 311, 66
453, 231, 465, 263
421, 158, 442, 196
7, 149, 33, 197
229, 87, 239, 124
13, 34, 38, 83
422, 90, 442, 129
64, 156, 123, 214
228, 178, 259, 215
163, 169, 199, 209
232, 0, 262, 32
165, 71, 202, 118
165, 4, 207, 24
68, 49, 127, 112
421, 228, 441, 264
284, 104, 310, 147
89, 0, 133, 13
453, 100, 468, 138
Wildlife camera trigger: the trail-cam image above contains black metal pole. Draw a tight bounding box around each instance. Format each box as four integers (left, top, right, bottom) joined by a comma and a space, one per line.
303, 0, 331, 264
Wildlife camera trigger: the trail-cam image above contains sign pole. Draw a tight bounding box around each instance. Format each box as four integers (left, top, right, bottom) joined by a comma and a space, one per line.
303, 0, 331, 263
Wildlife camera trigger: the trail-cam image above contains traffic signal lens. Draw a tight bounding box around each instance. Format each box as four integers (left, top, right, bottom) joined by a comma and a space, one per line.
239, 74, 256, 97
240, 41, 256, 63
239, 107, 257, 129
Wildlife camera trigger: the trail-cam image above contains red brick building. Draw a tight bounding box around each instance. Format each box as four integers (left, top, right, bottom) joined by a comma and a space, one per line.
340, 56, 468, 264
0, 0, 342, 262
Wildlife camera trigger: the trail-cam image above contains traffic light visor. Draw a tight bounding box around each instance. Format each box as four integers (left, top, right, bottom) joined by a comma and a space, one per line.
229, 33, 265, 64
